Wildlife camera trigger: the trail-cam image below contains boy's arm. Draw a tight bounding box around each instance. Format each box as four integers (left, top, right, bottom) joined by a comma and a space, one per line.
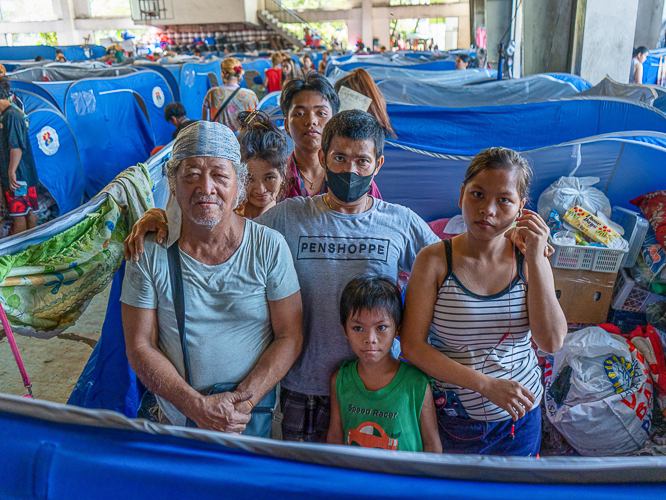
419, 384, 442, 453
326, 369, 345, 445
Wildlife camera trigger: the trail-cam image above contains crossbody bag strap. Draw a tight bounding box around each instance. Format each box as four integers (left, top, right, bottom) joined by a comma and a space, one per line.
212, 86, 241, 123
167, 240, 192, 386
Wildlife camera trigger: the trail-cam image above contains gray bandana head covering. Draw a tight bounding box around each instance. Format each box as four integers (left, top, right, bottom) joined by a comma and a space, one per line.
172, 120, 241, 165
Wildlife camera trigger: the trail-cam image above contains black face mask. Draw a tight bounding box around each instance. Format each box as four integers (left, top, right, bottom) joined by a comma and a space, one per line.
325, 167, 375, 204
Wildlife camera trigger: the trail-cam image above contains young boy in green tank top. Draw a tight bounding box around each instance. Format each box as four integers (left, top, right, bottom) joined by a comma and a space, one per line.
327, 276, 441, 453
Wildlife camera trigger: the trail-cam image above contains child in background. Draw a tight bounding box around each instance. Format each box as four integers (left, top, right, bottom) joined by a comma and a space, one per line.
327, 276, 441, 453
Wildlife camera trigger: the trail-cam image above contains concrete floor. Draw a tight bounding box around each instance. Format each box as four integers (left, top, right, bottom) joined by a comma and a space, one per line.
0, 285, 111, 403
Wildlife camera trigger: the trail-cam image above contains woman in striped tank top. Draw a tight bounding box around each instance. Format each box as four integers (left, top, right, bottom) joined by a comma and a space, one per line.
400, 148, 567, 456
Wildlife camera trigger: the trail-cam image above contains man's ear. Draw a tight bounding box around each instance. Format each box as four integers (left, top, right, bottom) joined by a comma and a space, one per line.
458, 184, 465, 209
283, 116, 291, 138
373, 155, 385, 176
318, 149, 327, 173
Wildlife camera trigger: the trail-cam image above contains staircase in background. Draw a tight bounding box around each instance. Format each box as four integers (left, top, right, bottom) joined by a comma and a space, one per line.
257, 7, 305, 49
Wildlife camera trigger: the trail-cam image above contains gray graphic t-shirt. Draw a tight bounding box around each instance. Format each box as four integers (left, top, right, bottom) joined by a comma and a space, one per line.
255, 195, 439, 395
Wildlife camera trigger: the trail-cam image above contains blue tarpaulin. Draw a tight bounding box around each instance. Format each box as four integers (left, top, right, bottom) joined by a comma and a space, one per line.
387, 98, 666, 154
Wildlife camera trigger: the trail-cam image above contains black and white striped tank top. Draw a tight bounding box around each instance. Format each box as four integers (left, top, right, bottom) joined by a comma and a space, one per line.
428, 239, 543, 422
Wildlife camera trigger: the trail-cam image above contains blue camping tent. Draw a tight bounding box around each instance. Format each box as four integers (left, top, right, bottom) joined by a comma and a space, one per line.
135, 65, 181, 103
26, 108, 86, 214
11, 89, 58, 113
179, 60, 223, 121
56, 45, 106, 61
64, 79, 155, 196
0, 46, 55, 61
387, 98, 666, 154
338, 59, 456, 73
378, 132, 666, 222
38, 81, 73, 110
64, 71, 174, 146
3, 394, 666, 499
378, 74, 582, 107
8, 80, 61, 111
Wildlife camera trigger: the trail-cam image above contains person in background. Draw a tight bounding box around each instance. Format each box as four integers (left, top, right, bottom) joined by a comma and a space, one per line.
264, 52, 283, 94
455, 54, 471, 70
327, 276, 441, 453
305, 28, 312, 48
318, 52, 330, 74
100, 44, 125, 64
400, 147, 566, 456
235, 110, 288, 219
334, 68, 396, 139
34, 56, 44, 62
0, 64, 5, 77
55, 49, 66, 62
630, 46, 649, 84
299, 54, 316, 79
281, 72, 381, 199
192, 47, 203, 59
202, 57, 258, 131
0, 77, 40, 235
164, 102, 196, 140
281, 57, 298, 87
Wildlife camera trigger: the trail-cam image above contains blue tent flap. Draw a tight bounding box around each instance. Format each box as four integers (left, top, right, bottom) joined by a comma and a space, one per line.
8, 80, 61, 111
11, 89, 58, 113
27, 108, 86, 214
64, 80, 155, 196
179, 60, 223, 120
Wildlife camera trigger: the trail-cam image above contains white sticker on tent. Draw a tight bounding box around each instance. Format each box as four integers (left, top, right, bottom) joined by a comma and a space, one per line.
37, 126, 59, 156
152, 86, 165, 108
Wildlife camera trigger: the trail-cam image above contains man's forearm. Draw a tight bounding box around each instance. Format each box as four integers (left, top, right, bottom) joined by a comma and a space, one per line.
128, 343, 202, 417
9, 148, 22, 176
236, 335, 301, 404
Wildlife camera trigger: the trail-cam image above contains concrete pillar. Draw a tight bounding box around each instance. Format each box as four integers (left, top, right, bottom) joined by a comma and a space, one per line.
372, 16, 390, 49
578, 0, 639, 84
347, 6, 363, 48
361, 0, 373, 48
634, 0, 665, 48
511, 0, 522, 77
485, 0, 511, 68
458, 14, 471, 48
52, 0, 84, 45
522, 0, 575, 75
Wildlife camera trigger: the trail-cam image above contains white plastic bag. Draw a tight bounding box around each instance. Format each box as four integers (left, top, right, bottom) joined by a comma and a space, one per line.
537, 176, 611, 220
544, 326, 653, 456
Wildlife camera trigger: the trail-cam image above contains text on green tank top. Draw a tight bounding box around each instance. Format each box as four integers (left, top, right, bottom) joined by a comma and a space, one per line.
336, 360, 429, 452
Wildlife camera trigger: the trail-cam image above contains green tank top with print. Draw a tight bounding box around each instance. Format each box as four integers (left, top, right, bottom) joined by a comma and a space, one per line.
335, 360, 430, 452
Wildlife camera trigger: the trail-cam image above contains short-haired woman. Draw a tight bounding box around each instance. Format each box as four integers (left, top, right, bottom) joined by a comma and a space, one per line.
630, 46, 649, 84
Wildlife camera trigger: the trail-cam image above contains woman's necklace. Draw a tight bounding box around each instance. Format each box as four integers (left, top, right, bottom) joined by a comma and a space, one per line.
298, 166, 325, 191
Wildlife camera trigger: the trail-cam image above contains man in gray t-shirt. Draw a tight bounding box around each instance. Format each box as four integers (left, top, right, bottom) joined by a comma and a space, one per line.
255, 195, 437, 395
121, 122, 302, 434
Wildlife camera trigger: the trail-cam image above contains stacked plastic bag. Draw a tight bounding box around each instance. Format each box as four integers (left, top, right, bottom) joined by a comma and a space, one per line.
539, 176, 629, 251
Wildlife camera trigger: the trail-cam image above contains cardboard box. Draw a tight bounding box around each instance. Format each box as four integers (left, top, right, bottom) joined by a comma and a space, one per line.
553, 268, 618, 324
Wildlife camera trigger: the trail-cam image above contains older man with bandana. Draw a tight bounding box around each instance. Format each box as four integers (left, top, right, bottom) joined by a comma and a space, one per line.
121, 121, 302, 435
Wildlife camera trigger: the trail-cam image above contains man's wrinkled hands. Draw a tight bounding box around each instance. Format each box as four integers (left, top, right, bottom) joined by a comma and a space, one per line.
188, 390, 253, 433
